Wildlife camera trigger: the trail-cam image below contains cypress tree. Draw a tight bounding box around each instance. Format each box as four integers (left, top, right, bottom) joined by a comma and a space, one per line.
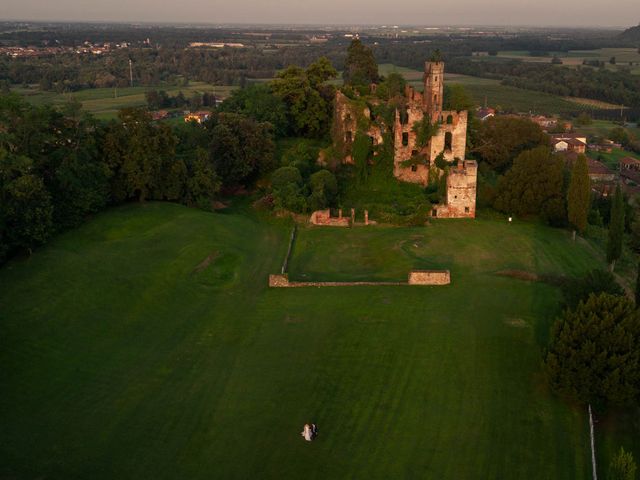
636, 260, 640, 308
567, 154, 590, 240
607, 184, 625, 271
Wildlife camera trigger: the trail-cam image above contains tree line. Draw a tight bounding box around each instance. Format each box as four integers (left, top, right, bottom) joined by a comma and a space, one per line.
0, 95, 275, 263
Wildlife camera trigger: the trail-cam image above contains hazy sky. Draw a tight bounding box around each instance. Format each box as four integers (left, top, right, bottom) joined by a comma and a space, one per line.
1, 0, 638, 27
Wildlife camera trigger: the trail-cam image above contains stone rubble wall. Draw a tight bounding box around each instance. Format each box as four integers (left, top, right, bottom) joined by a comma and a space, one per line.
269, 271, 451, 288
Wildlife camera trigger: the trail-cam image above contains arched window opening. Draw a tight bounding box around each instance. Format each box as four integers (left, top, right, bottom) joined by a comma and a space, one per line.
444, 132, 453, 151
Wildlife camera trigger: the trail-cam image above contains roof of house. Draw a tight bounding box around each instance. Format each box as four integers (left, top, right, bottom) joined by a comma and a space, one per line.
621, 156, 640, 166
563, 152, 614, 176
477, 108, 495, 118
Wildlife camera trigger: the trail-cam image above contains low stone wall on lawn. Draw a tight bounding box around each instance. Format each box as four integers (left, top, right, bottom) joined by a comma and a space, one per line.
407, 270, 451, 285
268, 270, 450, 288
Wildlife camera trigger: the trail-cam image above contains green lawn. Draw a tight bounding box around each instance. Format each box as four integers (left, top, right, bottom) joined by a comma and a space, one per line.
589, 147, 638, 170
0, 203, 637, 478
11, 83, 236, 120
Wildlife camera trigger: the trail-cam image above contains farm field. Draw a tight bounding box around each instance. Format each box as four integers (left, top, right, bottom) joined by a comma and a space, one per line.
420, 73, 577, 115
496, 48, 640, 72
1, 202, 638, 479
381, 64, 579, 114
11, 82, 235, 120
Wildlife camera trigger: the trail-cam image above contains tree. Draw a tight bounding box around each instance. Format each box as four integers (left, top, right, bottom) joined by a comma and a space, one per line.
607, 184, 625, 271
443, 84, 475, 112
343, 39, 378, 87
218, 84, 290, 137
473, 117, 548, 172
186, 148, 220, 209
567, 154, 591, 239
376, 72, 406, 100
575, 112, 593, 126
608, 447, 637, 480
636, 261, 640, 308
352, 132, 372, 185
210, 113, 275, 186
561, 269, 624, 310
270, 166, 306, 212
0, 151, 53, 256
412, 117, 440, 149
280, 140, 319, 177
308, 169, 338, 211
493, 146, 566, 225
544, 293, 640, 409
271, 59, 337, 138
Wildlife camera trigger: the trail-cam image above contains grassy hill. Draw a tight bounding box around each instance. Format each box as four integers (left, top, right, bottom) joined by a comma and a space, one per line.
0, 203, 637, 478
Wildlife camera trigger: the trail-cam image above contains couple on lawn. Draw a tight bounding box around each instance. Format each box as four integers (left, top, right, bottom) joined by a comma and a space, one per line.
301, 423, 318, 442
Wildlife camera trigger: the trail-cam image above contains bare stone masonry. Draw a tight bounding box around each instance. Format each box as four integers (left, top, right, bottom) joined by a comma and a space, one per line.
269, 270, 450, 288
332, 59, 477, 219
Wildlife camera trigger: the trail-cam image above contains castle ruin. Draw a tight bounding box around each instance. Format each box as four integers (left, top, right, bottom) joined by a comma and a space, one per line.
332, 60, 477, 219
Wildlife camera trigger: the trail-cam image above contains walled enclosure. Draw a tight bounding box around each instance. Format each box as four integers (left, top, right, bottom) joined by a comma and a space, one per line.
331, 60, 476, 219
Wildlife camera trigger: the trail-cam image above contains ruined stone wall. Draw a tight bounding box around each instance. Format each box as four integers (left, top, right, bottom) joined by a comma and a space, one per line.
269, 274, 291, 287
332, 91, 387, 167
429, 110, 468, 163
309, 209, 350, 227
392, 86, 430, 185
407, 270, 451, 285
269, 271, 451, 287
435, 160, 477, 218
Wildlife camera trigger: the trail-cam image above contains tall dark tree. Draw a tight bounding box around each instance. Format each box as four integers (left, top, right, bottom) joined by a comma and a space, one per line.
271, 58, 337, 138
0, 150, 53, 258
635, 260, 640, 308
607, 184, 625, 271
343, 39, 379, 87
493, 146, 566, 225
544, 293, 640, 409
218, 84, 289, 137
567, 154, 590, 240
473, 117, 548, 172
103, 108, 177, 202
210, 113, 275, 186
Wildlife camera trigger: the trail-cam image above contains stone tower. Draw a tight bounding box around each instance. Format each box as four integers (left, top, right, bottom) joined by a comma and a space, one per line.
423, 61, 444, 116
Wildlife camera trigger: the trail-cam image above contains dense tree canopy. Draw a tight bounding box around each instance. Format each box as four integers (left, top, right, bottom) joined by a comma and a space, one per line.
343, 39, 379, 87
209, 113, 275, 186
473, 117, 548, 172
218, 84, 289, 137
0, 95, 274, 263
493, 146, 566, 225
544, 293, 640, 409
271, 58, 337, 138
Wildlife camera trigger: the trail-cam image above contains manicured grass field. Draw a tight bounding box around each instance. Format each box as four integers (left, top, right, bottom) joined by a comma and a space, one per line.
0, 203, 637, 478
12, 83, 236, 120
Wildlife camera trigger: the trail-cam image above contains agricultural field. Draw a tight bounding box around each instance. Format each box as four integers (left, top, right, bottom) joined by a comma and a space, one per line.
10, 82, 236, 120
496, 48, 640, 73
575, 119, 640, 139
0, 202, 638, 479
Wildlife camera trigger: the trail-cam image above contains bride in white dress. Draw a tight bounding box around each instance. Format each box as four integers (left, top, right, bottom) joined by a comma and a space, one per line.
301, 423, 313, 441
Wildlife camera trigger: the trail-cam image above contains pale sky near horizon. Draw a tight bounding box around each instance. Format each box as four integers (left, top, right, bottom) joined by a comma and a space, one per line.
0, 0, 638, 28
